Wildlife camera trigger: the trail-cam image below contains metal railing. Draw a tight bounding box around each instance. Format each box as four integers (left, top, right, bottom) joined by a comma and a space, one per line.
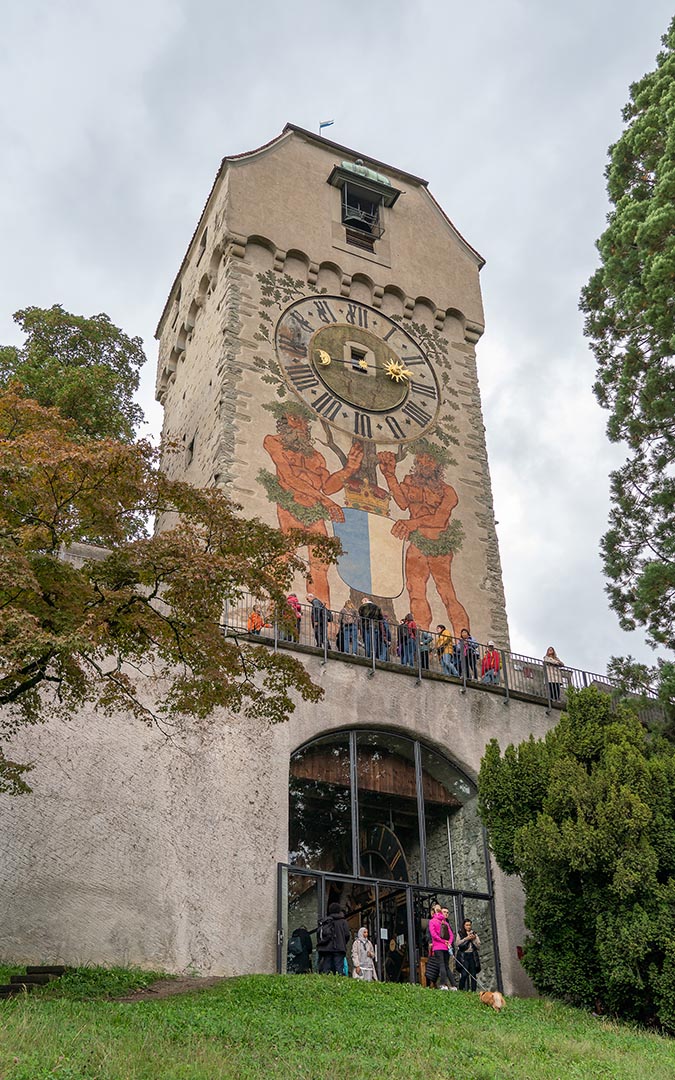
223, 593, 659, 714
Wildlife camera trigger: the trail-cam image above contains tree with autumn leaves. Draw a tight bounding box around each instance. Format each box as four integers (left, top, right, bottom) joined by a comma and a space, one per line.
0, 307, 338, 795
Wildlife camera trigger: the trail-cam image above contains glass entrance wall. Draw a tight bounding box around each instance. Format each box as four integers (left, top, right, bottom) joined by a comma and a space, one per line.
277, 865, 501, 990
356, 731, 422, 884
289, 728, 488, 892
455, 896, 497, 991
281, 871, 321, 974
286, 729, 500, 987
411, 887, 463, 987
289, 732, 351, 875
419, 744, 489, 894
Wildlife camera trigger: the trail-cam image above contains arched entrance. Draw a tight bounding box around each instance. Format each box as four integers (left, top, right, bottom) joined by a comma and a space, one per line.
279, 729, 501, 987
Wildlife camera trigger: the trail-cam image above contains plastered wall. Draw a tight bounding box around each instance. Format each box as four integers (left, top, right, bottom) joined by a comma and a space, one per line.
0, 656, 549, 995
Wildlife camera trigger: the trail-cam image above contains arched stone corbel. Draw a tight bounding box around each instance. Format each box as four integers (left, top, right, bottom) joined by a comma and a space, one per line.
403, 296, 415, 320
434, 308, 445, 330
340, 274, 352, 297
465, 320, 484, 344
224, 231, 247, 260
273, 249, 287, 274
373, 285, 384, 309
307, 261, 319, 285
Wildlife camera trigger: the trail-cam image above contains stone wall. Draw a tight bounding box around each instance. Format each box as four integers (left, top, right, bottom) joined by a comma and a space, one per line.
0, 652, 550, 995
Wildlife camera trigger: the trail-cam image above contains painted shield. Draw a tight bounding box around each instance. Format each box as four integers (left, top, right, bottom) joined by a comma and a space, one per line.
333, 509, 405, 598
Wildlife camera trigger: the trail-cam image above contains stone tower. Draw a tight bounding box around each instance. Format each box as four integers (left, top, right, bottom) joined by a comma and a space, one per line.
0, 128, 549, 997
155, 125, 509, 646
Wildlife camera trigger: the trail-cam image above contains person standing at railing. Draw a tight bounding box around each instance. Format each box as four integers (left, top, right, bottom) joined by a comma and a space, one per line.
398, 613, 417, 667
284, 593, 302, 642
436, 625, 459, 676
247, 605, 265, 635
455, 628, 478, 680
339, 599, 359, 655
307, 593, 331, 649
543, 646, 565, 701
481, 641, 501, 685
419, 629, 433, 671
380, 612, 392, 661
359, 597, 383, 659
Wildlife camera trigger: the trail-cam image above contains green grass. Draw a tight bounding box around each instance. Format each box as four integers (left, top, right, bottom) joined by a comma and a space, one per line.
0, 971, 673, 1080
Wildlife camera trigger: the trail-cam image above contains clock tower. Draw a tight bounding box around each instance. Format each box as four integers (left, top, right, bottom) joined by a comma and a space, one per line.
0, 126, 540, 995
155, 125, 509, 644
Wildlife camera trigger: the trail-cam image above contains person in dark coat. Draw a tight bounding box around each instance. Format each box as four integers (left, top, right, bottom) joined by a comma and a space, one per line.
455, 918, 481, 990
287, 925, 313, 974
317, 902, 351, 975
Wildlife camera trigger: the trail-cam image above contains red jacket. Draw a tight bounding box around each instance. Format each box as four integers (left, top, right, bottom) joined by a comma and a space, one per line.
287, 595, 302, 618
481, 648, 500, 676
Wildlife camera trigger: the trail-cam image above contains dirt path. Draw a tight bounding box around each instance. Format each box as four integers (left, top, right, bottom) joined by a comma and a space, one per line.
113, 976, 225, 1002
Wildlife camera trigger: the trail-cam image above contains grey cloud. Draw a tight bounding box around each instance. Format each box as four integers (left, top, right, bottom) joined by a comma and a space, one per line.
2, 0, 672, 676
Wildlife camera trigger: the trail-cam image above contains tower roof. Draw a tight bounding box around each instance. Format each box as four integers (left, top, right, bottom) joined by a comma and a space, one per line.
156, 124, 484, 336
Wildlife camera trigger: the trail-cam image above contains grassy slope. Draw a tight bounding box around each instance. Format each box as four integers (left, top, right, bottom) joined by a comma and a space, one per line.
0, 970, 673, 1080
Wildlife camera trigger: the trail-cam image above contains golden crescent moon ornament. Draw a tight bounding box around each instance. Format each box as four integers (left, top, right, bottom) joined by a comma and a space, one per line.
316, 349, 332, 367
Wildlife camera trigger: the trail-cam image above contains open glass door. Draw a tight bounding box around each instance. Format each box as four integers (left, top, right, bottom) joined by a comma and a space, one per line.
278, 867, 321, 974
377, 884, 410, 983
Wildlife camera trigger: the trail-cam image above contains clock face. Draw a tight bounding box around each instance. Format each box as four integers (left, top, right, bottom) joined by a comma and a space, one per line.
274, 297, 440, 443
360, 824, 409, 882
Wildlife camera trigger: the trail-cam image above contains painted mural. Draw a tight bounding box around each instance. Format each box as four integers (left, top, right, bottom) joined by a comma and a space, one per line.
253, 271, 468, 635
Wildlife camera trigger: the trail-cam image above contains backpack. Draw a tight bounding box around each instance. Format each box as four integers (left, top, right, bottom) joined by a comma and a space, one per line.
288, 934, 303, 958
317, 917, 336, 949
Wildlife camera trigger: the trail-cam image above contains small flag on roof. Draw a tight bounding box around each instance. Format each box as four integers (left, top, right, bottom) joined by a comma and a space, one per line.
319, 119, 335, 133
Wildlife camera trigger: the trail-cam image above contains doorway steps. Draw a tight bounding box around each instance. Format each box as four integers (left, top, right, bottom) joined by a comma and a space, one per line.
0, 965, 67, 999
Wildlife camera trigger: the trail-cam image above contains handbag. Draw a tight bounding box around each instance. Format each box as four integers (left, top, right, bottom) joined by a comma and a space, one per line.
425, 954, 440, 984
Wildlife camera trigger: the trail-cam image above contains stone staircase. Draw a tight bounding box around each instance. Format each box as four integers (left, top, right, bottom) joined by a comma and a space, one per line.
0, 965, 67, 999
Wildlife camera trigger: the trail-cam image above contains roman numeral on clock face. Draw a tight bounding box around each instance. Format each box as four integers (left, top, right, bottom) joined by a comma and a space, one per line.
410, 380, 437, 399
353, 412, 372, 438
286, 363, 319, 391
346, 304, 368, 328
313, 391, 342, 421
402, 401, 432, 426
313, 300, 337, 324
289, 310, 313, 333
385, 416, 405, 439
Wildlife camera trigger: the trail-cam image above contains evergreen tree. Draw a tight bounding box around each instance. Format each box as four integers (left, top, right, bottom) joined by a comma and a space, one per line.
579, 19, 675, 709
479, 688, 675, 1030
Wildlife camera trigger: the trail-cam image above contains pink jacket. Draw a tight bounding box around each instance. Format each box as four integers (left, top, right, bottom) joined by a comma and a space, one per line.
429, 912, 453, 953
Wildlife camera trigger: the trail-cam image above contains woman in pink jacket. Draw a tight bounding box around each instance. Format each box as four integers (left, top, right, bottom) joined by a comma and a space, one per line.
429, 907, 458, 990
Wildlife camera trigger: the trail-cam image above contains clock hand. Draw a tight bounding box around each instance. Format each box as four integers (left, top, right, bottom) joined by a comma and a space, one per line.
383, 359, 412, 382
314, 352, 372, 371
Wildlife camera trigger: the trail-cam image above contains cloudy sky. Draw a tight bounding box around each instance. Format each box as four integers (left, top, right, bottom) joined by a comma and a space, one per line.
1, 0, 671, 675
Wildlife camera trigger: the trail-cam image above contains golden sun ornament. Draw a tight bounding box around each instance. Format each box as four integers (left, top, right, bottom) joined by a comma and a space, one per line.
384, 359, 412, 382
